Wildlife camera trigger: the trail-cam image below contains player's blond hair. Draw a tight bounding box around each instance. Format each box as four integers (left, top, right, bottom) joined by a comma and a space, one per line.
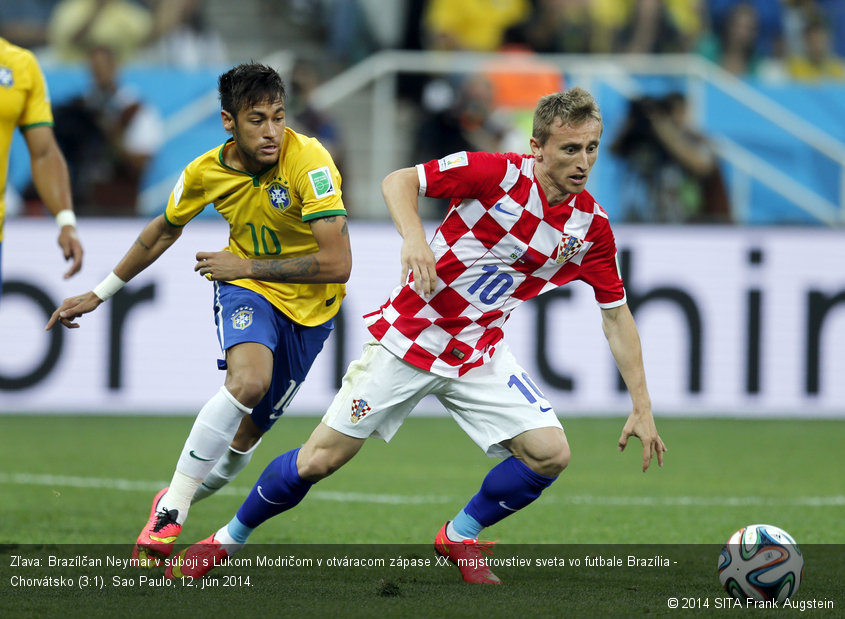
532, 87, 603, 145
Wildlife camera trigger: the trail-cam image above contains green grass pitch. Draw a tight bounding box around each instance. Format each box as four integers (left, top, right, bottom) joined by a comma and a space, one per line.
1, 415, 842, 617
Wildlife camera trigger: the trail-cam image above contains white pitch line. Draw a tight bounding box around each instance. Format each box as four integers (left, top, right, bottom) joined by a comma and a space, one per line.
556, 495, 845, 507
0, 473, 451, 504
1, 472, 844, 507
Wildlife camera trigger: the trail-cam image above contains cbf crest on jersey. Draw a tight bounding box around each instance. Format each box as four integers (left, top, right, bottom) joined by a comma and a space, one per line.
350, 398, 371, 424
555, 234, 584, 264
0, 66, 14, 88
267, 181, 291, 211
231, 305, 254, 330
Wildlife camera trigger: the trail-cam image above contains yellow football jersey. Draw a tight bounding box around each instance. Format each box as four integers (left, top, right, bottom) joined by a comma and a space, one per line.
165, 127, 347, 326
0, 38, 54, 241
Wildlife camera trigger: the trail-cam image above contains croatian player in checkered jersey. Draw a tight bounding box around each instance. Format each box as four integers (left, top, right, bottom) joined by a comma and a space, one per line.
46, 63, 351, 566
167, 87, 667, 584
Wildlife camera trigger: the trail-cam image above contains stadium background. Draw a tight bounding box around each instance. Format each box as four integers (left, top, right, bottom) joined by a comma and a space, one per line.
3, 0, 844, 418
1, 1, 843, 614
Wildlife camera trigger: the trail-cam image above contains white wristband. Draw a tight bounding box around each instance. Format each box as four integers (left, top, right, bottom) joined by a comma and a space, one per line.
92, 272, 126, 301
55, 209, 77, 228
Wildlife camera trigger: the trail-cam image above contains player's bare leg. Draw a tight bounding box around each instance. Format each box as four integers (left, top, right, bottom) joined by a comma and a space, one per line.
502, 426, 570, 477
296, 422, 366, 480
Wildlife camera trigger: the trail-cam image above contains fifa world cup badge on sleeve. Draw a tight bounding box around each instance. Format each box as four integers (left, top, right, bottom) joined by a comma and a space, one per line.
307, 167, 336, 199
438, 151, 468, 171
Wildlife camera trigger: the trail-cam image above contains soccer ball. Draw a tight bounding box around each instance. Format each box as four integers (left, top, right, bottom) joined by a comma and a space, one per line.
718, 524, 803, 603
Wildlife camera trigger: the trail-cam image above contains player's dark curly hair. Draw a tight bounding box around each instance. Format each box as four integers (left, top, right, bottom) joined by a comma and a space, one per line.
218, 63, 286, 117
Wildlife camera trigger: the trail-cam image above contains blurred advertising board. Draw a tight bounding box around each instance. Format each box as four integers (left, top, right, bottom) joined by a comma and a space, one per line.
2, 219, 843, 418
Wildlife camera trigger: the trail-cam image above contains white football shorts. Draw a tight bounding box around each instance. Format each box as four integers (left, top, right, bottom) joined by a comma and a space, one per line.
322, 340, 563, 457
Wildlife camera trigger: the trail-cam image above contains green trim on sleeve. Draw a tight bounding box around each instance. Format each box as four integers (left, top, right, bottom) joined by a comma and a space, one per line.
302, 209, 348, 223
165, 205, 211, 227
163, 211, 187, 228
20, 121, 55, 131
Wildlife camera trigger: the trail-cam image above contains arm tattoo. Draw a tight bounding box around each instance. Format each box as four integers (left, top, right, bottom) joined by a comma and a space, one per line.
313, 215, 348, 236
251, 255, 320, 281
135, 237, 152, 251
252, 215, 346, 281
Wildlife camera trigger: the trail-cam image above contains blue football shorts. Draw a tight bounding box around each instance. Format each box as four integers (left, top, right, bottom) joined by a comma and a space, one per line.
213, 281, 334, 432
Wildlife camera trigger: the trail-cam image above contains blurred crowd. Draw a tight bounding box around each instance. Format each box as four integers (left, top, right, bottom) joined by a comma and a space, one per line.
2, 0, 844, 223
1, 0, 225, 218
319, 0, 845, 80
0, 0, 225, 66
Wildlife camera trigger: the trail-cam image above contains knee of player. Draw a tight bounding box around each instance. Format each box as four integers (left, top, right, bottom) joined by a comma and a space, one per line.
230, 433, 262, 453
225, 375, 271, 408
548, 442, 571, 476
296, 447, 344, 481
532, 441, 570, 477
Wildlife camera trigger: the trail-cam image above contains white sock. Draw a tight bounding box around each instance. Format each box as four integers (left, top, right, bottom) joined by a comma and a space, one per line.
160, 386, 250, 523
215, 524, 245, 556
161, 471, 202, 525
446, 521, 470, 541
192, 438, 262, 503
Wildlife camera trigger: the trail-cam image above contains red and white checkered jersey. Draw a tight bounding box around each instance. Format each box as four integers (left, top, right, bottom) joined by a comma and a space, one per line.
365, 150, 626, 377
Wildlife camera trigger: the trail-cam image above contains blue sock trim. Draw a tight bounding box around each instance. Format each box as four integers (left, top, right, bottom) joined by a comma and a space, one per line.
226, 515, 253, 544
516, 458, 558, 486
451, 509, 483, 539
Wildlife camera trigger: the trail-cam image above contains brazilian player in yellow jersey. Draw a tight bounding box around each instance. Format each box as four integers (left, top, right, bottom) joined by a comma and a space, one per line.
47, 63, 352, 565
0, 37, 82, 300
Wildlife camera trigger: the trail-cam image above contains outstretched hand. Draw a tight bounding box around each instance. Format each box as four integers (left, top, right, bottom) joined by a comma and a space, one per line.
58, 227, 83, 278
45, 291, 103, 330
400, 234, 436, 296
618, 411, 667, 472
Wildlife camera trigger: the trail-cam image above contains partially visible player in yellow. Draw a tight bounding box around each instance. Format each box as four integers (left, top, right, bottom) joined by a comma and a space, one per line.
46, 63, 351, 564
0, 37, 83, 300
